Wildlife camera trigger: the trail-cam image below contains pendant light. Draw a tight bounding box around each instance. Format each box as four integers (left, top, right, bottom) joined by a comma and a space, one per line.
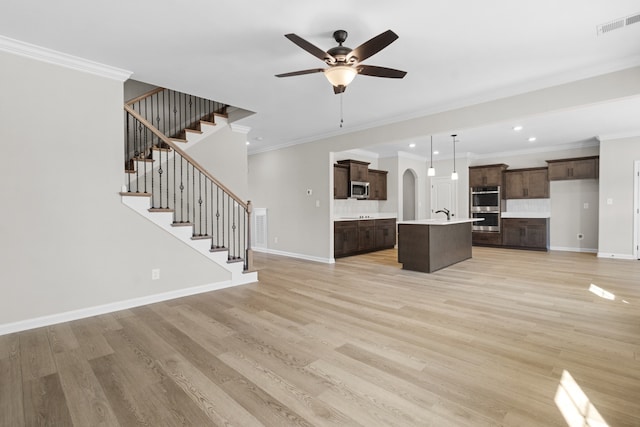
451, 134, 459, 181
427, 135, 435, 176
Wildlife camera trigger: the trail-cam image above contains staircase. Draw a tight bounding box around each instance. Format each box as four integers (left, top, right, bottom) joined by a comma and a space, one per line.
120, 87, 256, 286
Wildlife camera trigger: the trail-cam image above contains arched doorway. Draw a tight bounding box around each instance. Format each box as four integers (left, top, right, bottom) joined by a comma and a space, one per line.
402, 169, 417, 221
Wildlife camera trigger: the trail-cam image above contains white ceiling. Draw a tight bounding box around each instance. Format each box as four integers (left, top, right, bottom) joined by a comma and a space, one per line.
2, 1, 639, 159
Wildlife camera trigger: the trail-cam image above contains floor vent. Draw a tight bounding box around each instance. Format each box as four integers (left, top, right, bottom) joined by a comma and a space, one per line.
597, 12, 640, 35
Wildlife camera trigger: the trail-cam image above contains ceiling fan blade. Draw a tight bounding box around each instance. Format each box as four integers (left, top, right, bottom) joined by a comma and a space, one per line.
284, 33, 334, 63
357, 64, 407, 79
275, 68, 325, 78
347, 30, 398, 63
333, 85, 346, 94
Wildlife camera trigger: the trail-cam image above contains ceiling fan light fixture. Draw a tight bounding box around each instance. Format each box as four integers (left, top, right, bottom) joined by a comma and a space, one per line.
324, 65, 358, 87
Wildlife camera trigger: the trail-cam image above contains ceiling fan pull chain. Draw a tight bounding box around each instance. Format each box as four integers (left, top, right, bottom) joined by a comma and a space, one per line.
340, 93, 344, 128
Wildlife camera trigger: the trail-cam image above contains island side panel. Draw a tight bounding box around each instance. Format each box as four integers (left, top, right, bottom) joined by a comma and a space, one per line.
397, 224, 431, 273
429, 222, 473, 272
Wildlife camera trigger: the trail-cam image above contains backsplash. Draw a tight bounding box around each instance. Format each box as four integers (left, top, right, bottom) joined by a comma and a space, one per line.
334, 199, 380, 216
505, 198, 551, 213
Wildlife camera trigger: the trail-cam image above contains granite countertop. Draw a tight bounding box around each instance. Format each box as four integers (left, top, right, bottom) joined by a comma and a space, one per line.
398, 218, 483, 226
501, 212, 551, 218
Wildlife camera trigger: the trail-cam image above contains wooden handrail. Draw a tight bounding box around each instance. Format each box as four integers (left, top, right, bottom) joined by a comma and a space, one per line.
125, 87, 166, 106
124, 104, 248, 210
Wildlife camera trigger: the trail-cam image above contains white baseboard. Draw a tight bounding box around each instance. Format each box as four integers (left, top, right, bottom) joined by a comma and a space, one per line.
253, 247, 335, 264
550, 246, 597, 253
0, 280, 243, 336
596, 252, 636, 260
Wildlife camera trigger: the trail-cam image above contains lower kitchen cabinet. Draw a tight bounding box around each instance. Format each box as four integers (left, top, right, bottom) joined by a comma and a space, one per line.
334, 221, 359, 257
472, 231, 502, 246
358, 221, 376, 251
334, 218, 396, 258
502, 218, 549, 251
375, 219, 396, 249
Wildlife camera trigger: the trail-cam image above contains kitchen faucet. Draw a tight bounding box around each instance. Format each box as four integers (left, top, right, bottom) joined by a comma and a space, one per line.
435, 208, 451, 220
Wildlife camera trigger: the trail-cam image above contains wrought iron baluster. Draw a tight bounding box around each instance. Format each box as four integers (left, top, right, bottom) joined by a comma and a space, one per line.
204, 178, 208, 236
192, 166, 196, 233
198, 171, 203, 236
179, 155, 184, 223
186, 162, 190, 225
165, 144, 170, 208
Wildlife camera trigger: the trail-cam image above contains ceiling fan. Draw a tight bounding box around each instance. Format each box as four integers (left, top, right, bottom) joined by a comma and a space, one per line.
275, 29, 407, 94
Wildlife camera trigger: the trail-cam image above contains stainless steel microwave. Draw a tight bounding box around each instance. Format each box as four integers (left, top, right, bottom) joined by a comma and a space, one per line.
350, 181, 370, 199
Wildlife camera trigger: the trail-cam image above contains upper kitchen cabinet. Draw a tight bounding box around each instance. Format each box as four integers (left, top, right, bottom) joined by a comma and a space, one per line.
334, 164, 349, 199
337, 159, 369, 182
369, 169, 388, 200
504, 167, 549, 199
469, 164, 508, 187
546, 156, 599, 180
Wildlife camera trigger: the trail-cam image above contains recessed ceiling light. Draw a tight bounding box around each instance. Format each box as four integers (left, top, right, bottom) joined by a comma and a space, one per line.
409, 143, 416, 148
513, 125, 523, 131
528, 137, 537, 142
246, 141, 250, 145
433, 150, 439, 155
255, 136, 264, 141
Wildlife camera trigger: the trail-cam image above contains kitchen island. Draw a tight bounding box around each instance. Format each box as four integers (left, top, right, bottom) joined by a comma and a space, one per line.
397, 218, 482, 273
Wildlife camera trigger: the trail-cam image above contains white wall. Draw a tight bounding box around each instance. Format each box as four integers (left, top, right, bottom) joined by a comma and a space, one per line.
188, 125, 249, 200
0, 51, 232, 330
598, 135, 640, 258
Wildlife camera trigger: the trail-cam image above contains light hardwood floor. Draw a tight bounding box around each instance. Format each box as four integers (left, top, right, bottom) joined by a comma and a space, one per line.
1, 247, 639, 426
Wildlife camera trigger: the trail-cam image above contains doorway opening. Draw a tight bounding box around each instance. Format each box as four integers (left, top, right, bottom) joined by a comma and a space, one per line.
402, 169, 417, 221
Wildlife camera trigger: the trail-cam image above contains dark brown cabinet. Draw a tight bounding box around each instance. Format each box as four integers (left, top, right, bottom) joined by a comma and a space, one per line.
374, 218, 396, 248
469, 164, 508, 187
502, 218, 549, 250
357, 221, 376, 251
546, 156, 599, 180
334, 159, 387, 200
334, 164, 349, 199
369, 169, 388, 200
472, 231, 502, 246
334, 221, 358, 257
504, 167, 549, 199
337, 159, 369, 182
334, 218, 396, 258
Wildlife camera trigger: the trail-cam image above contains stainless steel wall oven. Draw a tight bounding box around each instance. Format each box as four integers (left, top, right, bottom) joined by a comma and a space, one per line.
470, 186, 500, 232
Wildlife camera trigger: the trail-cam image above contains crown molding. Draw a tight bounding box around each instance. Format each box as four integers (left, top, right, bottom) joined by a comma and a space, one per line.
469, 139, 600, 160
597, 131, 640, 141
0, 35, 132, 81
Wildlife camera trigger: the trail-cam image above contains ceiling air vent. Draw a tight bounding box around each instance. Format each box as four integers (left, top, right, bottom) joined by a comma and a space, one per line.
597, 12, 640, 35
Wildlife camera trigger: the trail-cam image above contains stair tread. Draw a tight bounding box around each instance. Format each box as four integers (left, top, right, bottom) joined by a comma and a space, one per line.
185, 128, 203, 135
151, 146, 171, 152
134, 158, 154, 162
191, 235, 212, 240
171, 222, 193, 227
149, 208, 174, 212
200, 120, 217, 126
120, 191, 152, 197
169, 137, 188, 143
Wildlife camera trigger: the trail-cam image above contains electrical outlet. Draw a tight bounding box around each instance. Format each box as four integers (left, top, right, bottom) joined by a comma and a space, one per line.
316, 200, 320, 207
583, 203, 589, 209
274, 237, 278, 244
151, 269, 160, 280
